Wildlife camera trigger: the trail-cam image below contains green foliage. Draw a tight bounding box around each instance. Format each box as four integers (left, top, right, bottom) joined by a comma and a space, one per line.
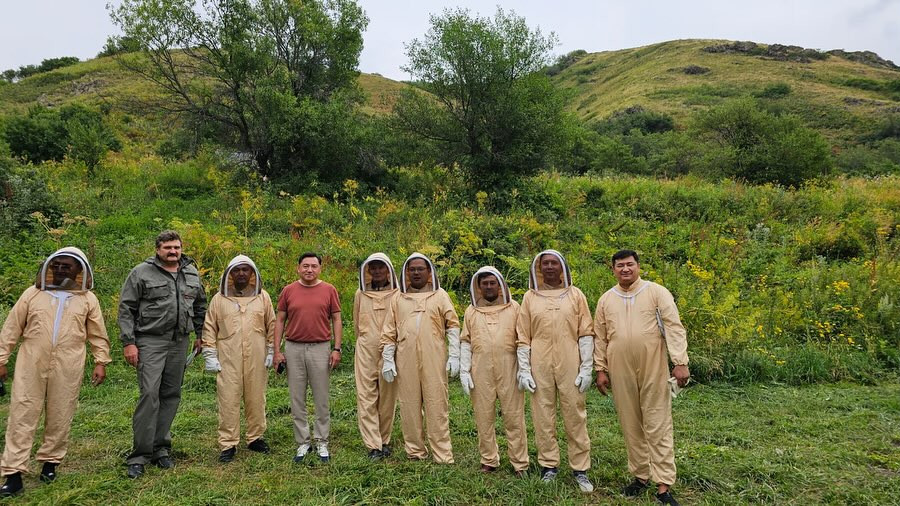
691, 98, 832, 185
755, 82, 792, 99
544, 48, 587, 76
393, 7, 566, 190
592, 105, 675, 135
0, 57, 80, 83
110, 0, 369, 181
0, 150, 62, 233
2, 104, 120, 167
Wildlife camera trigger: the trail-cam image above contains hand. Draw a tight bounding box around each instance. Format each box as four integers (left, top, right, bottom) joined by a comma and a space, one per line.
0, 364, 7, 382
517, 371, 536, 393
446, 356, 460, 378
595, 371, 610, 396
123, 344, 139, 367
193, 338, 202, 354
91, 364, 106, 386
273, 351, 286, 368
460, 371, 474, 396
672, 365, 690, 387
264, 345, 274, 368
329, 350, 341, 370
575, 370, 592, 393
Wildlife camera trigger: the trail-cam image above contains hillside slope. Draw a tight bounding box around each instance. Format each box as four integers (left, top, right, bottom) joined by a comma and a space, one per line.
550, 39, 900, 144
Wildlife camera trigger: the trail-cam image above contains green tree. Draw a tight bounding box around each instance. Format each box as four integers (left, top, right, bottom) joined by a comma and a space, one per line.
692, 98, 832, 186
393, 8, 565, 189
109, 0, 368, 181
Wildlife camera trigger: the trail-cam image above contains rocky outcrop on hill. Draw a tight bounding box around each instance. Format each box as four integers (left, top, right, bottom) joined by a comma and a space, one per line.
702, 41, 899, 70
827, 50, 899, 71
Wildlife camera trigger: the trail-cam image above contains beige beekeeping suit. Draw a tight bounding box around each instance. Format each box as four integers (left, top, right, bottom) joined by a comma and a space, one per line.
0, 247, 111, 475
201, 255, 275, 450
461, 266, 528, 471
381, 253, 460, 463
353, 252, 400, 452
516, 250, 594, 471
593, 277, 688, 486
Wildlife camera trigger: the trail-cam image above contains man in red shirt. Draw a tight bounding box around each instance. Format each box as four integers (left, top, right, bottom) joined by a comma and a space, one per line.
273, 253, 343, 463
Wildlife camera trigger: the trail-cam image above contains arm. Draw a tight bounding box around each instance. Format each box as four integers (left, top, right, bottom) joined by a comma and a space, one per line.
380, 296, 399, 348
657, 286, 690, 386
329, 311, 343, 370
352, 290, 361, 333
85, 294, 112, 386
118, 271, 141, 367
593, 297, 610, 395
442, 292, 461, 377
201, 296, 218, 350
263, 291, 276, 347
0, 289, 32, 379
192, 274, 208, 353
273, 309, 288, 366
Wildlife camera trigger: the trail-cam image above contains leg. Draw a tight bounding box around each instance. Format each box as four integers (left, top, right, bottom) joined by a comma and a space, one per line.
152, 337, 188, 460
557, 374, 590, 471
243, 336, 268, 445
0, 368, 48, 475
497, 366, 529, 472
216, 352, 242, 451
422, 363, 453, 464
377, 365, 398, 447
127, 339, 168, 465
642, 349, 677, 486
285, 341, 310, 446
531, 371, 560, 469
472, 369, 499, 468
307, 342, 331, 445
35, 364, 84, 464
396, 363, 427, 459
609, 354, 651, 481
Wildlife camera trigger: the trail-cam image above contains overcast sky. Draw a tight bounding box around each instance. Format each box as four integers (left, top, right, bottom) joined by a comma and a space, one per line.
2, 1, 898, 80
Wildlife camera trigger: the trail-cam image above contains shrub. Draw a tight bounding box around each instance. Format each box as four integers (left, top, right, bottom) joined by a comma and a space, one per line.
593, 105, 675, 135
755, 82, 791, 99
3, 104, 120, 167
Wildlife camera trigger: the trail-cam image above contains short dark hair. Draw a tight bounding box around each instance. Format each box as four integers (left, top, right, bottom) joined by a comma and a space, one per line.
612, 249, 639, 264
155, 230, 182, 248
298, 252, 322, 265
476, 271, 498, 284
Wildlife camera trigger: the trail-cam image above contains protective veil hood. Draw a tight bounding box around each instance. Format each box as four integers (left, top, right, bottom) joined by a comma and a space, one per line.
359, 252, 399, 292
528, 249, 572, 290
400, 252, 439, 293
469, 266, 511, 307
219, 254, 261, 296
36, 246, 93, 291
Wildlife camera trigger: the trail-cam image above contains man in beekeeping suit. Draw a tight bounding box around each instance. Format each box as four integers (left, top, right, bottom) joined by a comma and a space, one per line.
594, 250, 690, 506
380, 253, 460, 463
458, 266, 528, 476
201, 255, 276, 463
516, 249, 595, 493
0, 247, 111, 497
353, 253, 400, 460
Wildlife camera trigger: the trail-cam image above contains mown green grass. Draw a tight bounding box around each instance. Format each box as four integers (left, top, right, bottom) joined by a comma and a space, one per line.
0, 361, 898, 504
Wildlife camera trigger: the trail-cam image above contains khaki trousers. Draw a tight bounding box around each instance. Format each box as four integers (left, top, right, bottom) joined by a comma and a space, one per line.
285, 341, 330, 446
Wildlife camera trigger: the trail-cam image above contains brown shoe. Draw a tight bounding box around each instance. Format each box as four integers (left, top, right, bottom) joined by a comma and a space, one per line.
514, 469, 527, 478
480, 464, 498, 473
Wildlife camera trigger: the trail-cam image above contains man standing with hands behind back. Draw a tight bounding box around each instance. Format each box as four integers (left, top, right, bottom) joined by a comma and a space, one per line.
272, 253, 343, 464
119, 230, 207, 479
594, 250, 690, 506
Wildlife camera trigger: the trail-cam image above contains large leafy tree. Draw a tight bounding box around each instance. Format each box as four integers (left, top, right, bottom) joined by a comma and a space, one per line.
110, 0, 368, 179
393, 8, 565, 188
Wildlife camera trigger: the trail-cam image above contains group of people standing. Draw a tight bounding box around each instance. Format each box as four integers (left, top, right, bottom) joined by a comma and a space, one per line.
0, 230, 690, 505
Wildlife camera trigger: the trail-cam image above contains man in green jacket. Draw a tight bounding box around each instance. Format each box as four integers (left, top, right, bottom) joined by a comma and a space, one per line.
118, 230, 207, 479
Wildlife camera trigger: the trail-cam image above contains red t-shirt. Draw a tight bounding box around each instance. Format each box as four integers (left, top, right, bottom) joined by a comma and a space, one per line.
277, 281, 341, 343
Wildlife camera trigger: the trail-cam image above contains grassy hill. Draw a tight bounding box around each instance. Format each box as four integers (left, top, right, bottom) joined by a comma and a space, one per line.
551, 39, 900, 145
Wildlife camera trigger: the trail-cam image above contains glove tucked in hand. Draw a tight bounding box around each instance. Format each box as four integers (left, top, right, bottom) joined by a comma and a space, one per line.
459, 341, 474, 396
446, 327, 461, 378
516, 346, 536, 393
574, 336, 594, 393
382, 344, 398, 383
264, 345, 275, 368
202, 347, 221, 373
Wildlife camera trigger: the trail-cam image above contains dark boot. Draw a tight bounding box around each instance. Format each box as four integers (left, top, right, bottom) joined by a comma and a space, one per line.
0, 473, 23, 497
40, 462, 58, 483
219, 447, 237, 463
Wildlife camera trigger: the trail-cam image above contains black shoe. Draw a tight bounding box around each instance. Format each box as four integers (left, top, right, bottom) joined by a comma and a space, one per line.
39, 462, 58, 483
0, 473, 23, 497
247, 438, 270, 454
367, 449, 384, 461
656, 490, 680, 505
219, 447, 237, 463
126, 464, 144, 479
153, 456, 175, 469
540, 466, 559, 482
623, 477, 650, 496
381, 444, 392, 457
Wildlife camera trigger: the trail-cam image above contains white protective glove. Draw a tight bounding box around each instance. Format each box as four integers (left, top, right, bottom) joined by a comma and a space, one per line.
202, 347, 221, 373
382, 344, 398, 383
446, 327, 461, 378
459, 341, 474, 396
574, 336, 594, 393
264, 345, 274, 368
516, 346, 536, 393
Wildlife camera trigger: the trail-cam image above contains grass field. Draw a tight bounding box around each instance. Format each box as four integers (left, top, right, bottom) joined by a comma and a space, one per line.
0, 360, 897, 505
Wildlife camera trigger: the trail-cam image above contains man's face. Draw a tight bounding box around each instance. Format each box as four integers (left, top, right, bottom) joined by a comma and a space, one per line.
478, 274, 500, 302
156, 240, 182, 265
613, 256, 641, 287
540, 254, 562, 284
367, 261, 388, 285
297, 256, 322, 283
407, 259, 430, 289
229, 264, 253, 289
49, 256, 81, 285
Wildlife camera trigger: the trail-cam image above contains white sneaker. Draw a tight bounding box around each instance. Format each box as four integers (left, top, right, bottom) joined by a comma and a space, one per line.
317, 443, 330, 463
574, 471, 594, 493
293, 443, 311, 462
